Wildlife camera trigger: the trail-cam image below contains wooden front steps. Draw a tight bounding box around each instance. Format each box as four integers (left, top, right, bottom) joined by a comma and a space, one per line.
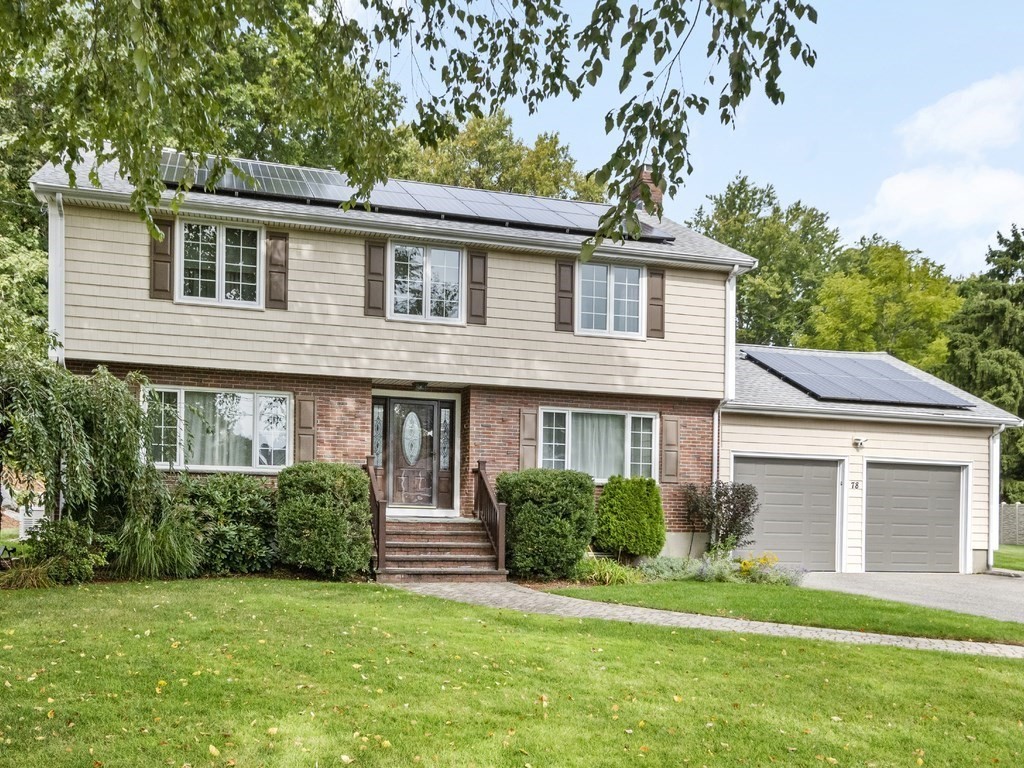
375, 517, 508, 583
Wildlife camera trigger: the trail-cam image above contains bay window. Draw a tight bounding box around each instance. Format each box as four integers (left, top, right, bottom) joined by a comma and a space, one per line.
147, 387, 290, 471
540, 408, 657, 482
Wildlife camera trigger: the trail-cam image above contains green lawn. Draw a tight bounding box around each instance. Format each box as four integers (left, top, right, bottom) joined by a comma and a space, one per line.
995, 544, 1024, 571
1, 579, 1023, 767
552, 580, 1024, 645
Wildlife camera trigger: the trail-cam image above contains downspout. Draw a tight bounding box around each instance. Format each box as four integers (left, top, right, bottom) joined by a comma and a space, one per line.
714, 265, 740, 484
989, 425, 1005, 569
47, 192, 66, 363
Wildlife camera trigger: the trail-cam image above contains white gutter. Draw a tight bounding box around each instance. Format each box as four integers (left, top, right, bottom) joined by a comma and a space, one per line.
989, 425, 1005, 568
722, 402, 1022, 429
47, 192, 65, 363
30, 181, 757, 273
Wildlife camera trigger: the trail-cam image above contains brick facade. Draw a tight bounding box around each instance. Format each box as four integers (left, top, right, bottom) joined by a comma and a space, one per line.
460, 386, 716, 533
66, 360, 373, 466
68, 361, 716, 534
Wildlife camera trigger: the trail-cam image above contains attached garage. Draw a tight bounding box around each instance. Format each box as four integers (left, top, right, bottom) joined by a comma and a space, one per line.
865, 462, 962, 572
720, 346, 1020, 573
733, 457, 839, 571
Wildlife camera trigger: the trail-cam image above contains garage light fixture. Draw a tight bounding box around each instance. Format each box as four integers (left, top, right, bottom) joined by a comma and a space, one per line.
853, 437, 867, 450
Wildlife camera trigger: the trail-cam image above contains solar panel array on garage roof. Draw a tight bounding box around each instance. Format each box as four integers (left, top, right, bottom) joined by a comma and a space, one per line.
743, 348, 974, 409
159, 149, 675, 242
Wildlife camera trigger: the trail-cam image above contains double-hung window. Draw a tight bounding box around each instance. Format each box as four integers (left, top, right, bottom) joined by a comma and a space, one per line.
578, 263, 644, 336
179, 221, 262, 307
389, 243, 464, 323
148, 387, 290, 471
540, 408, 657, 483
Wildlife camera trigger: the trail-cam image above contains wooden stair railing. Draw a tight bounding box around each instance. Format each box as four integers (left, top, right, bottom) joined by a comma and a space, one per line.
472, 460, 506, 572
364, 456, 387, 573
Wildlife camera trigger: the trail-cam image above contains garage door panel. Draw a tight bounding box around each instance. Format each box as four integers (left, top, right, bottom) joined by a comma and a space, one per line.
734, 457, 839, 572
866, 463, 961, 572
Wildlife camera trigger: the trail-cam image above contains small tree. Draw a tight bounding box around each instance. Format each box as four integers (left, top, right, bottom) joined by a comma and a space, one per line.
593, 476, 665, 559
684, 481, 760, 550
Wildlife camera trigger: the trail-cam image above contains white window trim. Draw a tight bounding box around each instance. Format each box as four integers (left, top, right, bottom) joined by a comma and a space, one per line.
386, 240, 467, 325
145, 386, 292, 474
575, 262, 647, 339
538, 406, 660, 484
174, 218, 266, 310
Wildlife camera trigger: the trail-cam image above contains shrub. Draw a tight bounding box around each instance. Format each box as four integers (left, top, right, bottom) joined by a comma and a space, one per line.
739, 552, 805, 586
593, 476, 665, 558
28, 517, 107, 584
692, 546, 742, 583
0, 561, 56, 590
496, 468, 596, 580
684, 481, 760, 548
276, 462, 371, 578
573, 556, 644, 585
637, 556, 699, 581
176, 473, 277, 574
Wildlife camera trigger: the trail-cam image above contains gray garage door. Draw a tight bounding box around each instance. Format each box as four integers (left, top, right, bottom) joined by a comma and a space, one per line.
866, 463, 961, 572
733, 457, 839, 571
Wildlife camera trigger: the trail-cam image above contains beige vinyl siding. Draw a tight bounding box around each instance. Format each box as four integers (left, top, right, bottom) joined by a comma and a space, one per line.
720, 412, 993, 572
62, 206, 727, 398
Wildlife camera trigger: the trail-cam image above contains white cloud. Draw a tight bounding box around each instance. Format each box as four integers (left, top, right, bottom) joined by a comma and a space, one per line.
855, 164, 1024, 234
897, 69, 1024, 157
850, 164, 1024, 276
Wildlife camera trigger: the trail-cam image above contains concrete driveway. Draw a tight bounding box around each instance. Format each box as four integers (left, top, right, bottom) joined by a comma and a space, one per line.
802, 572, 1024, 624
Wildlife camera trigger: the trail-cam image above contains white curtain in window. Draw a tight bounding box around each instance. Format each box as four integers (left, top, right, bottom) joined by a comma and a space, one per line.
184, 391, 253, 467
571, 412, 625, 479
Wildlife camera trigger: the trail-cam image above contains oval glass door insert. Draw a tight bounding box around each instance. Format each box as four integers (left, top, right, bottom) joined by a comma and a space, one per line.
402, 411, 423, 465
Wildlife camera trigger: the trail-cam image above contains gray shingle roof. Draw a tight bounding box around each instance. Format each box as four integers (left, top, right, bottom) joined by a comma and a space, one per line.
727, 345, 1021, 426
30, 154, 756, 270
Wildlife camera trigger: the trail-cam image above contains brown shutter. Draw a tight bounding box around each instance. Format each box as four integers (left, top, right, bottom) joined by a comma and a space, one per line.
520, 409, 538, 470
555, 260, 575, 332
661, 416, 680, 483
364, 239, 387, 316
647, 268, 665, 339
150, 219, 174, 300
265, 231, 289, 309
467, 249, 487, 325
295, 397, 316, 463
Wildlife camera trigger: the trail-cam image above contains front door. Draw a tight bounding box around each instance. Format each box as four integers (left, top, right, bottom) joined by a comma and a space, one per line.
374, 397, 456, 510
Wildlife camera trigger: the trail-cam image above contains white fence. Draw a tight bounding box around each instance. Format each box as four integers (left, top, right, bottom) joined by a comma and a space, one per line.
1001, 502, 1024, 546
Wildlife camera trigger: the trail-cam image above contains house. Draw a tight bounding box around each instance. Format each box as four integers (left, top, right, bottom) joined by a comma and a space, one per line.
30, 151, 1019, 578
31, 151, 754, 580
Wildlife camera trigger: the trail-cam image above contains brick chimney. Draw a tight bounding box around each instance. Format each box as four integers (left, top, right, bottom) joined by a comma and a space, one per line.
629, 164, 663, 206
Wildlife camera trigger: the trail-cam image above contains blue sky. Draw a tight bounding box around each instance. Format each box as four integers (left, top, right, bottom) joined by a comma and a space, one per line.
392, 2, 1024, 277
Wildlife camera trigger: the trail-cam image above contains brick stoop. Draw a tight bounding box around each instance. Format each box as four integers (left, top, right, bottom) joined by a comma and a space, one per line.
375, 517, 508, 583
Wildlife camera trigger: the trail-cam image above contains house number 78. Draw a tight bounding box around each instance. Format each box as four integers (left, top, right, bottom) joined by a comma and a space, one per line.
850, 480, 861, 490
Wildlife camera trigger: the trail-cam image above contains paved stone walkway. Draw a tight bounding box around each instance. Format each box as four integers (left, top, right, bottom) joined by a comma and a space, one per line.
397, 581, 1024, 659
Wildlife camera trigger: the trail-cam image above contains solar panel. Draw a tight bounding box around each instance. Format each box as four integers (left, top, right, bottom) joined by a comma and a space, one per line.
157, 150, 676, 242
743, 348, 973, 409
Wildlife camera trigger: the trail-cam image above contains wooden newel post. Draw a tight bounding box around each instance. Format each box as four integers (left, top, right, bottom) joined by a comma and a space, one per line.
377, 500, 387, 572
496, 502, 506, 572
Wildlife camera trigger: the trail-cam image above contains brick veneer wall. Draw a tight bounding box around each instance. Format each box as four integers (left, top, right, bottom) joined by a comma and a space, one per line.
460, 386, 717, 533
65, 360, 373, 466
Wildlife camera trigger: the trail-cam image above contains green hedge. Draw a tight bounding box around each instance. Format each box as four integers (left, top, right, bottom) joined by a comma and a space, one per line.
175, 473, 277, 574
496, 468, 596, 579
276, 462, 371, 578
594, 476, 665, 558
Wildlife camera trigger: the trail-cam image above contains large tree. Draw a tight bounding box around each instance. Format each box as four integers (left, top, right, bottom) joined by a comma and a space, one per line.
688, 175, 841, 346
797, 237, 962, 371
390, 111, 604, 201
944, 226, 1024, 500
1, 0, 818, 241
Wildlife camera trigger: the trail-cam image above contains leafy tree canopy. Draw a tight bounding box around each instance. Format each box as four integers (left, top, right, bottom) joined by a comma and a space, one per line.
944, 225, 1024, 499
389, 110, 604, 201
1, 0, 817, 243
798, 237, 962, 372
688, 174, 841, 346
